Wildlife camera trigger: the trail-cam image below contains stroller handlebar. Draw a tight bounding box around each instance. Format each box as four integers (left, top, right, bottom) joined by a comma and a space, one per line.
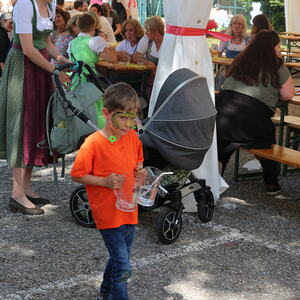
54, 62, 82, 73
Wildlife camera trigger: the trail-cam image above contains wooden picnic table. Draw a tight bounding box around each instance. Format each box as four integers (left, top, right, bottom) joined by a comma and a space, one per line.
211, 55, 300, 70
279, 35, 300, 54
289, 94, 300, 105
96, 60, 156, 101
280, 32, 300, 36
96, 60, 156, 71
211, 56, 232, 66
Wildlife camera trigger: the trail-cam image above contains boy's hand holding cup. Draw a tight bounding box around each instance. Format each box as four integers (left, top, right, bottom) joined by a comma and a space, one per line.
104, 173, 124, 189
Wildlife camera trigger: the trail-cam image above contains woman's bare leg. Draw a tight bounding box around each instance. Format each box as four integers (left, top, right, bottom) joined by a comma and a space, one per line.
12, 167, 35, 208
23, 167, 40, 198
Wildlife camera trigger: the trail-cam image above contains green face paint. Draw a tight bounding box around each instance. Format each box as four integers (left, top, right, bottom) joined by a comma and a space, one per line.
111, 111, 138, 130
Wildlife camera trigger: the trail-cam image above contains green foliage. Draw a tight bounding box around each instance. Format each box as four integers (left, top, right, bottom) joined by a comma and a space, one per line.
240, 0, 285, 32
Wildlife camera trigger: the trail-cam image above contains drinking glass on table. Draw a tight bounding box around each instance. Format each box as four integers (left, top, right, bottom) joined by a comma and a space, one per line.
136, 53, 145, 65
119, 53, 130, 65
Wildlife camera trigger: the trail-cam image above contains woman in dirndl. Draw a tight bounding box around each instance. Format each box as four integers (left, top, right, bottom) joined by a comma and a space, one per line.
0, 0, 70, 215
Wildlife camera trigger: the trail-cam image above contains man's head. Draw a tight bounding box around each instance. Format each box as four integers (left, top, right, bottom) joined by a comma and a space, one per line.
56, 0, 65, 9
0, 13, 13, 32
74, 0, 84, 11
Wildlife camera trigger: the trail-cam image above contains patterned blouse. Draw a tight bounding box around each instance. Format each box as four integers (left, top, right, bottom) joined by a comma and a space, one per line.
55, 33, 74, 58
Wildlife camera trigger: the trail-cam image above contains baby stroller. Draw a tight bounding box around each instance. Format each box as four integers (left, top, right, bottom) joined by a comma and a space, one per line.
67, 67, 217, 244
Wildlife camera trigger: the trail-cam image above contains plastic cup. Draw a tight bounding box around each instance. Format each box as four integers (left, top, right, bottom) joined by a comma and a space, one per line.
115, 174, 143, 212
137, 167, 162, 207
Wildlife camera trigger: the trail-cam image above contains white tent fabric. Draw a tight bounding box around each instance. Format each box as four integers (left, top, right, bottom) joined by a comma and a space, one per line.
284, 0, 300, 32
148, 0, 228, 211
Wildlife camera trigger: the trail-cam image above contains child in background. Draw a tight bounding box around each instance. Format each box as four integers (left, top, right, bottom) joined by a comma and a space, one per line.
68, 13, 116, 77
71, 82, 144, 300
68, 13, 116, 128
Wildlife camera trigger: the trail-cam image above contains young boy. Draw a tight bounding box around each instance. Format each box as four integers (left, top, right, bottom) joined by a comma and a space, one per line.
71, 82, 144, 300
68, 12, 117, 129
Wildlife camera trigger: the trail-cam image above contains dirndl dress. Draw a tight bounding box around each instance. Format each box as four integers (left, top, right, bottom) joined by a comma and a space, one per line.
0, 0, 53, 168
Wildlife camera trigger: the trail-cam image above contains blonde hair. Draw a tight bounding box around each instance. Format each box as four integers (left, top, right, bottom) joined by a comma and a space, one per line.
121, 19, 144, 41
66, 15, 79, 36
104, 82, 140, 113
144, 16, 165, 35
226, 14, 247, 39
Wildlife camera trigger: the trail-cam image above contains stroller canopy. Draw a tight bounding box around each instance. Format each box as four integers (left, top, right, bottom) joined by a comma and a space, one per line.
141, 68, 217, 170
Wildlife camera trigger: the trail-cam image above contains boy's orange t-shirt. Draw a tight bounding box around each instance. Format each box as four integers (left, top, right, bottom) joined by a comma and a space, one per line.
70, 130, 144, 229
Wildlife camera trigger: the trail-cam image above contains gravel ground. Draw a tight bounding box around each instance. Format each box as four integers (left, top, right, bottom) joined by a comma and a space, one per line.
0, 152, 299, 300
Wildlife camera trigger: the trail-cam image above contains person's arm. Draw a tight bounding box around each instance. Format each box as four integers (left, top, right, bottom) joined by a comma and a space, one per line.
45, 36, 72, 64
217, 41, 226, 57
114, 23, 122, 36
71, 173, 123, 189
90, 36, 117, 63
19, 34, 70, 83
100, 47, 117, 63
279, 76, 294, 100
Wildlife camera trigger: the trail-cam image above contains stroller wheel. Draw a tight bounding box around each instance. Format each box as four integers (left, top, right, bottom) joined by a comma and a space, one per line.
195, 188, 214, 223
69, 185, 95, 228
156, 206, 182, 244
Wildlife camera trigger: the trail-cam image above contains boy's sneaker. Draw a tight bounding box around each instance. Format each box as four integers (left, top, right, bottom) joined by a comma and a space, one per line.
265, 184, 281, 195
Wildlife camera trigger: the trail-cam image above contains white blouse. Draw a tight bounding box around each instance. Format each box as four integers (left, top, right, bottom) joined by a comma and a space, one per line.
116, 39, 139, 55
13, 0, 55, 34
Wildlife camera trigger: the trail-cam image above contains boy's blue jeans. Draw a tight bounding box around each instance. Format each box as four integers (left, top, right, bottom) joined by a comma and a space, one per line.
99, 224, 136, 300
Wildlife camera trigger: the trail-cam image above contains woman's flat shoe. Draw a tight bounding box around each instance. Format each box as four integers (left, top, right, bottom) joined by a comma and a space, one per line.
26, 195, 50, 205
9, 198, 44, 215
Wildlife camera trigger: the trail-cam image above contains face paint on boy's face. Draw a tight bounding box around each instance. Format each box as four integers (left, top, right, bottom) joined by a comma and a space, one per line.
111, 111, 138, 131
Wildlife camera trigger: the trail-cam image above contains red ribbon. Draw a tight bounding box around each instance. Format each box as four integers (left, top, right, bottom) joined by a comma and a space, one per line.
128, 0, 137, 8
166, 19, 232, 42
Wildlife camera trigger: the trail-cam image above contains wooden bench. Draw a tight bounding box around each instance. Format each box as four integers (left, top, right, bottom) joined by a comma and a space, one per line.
234, 145, 300, 181
241, 145, 300, 168
272, 115, 300, 130
272, 115, 300, 175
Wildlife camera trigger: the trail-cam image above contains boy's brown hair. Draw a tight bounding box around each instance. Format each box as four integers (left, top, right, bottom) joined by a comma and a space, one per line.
76, 13, 96, 33
104, 82, 140, 113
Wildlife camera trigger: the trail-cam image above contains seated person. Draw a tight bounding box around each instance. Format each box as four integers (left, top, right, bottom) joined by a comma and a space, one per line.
90, 3, 116, 43
250, 14, 273, 41
68, 13, 116, 77
216, 30, 294, 195
115, 19, 144, 61
215, 14, 248, 91
65, 14, 80, 38
218, 14, 249, 58
87, 10, 107, 40
52, 9, 73, 65
68, 0, 85, 18
101, 2, 122, 41
134, 16, 164, 66
68, 13, 117, 128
